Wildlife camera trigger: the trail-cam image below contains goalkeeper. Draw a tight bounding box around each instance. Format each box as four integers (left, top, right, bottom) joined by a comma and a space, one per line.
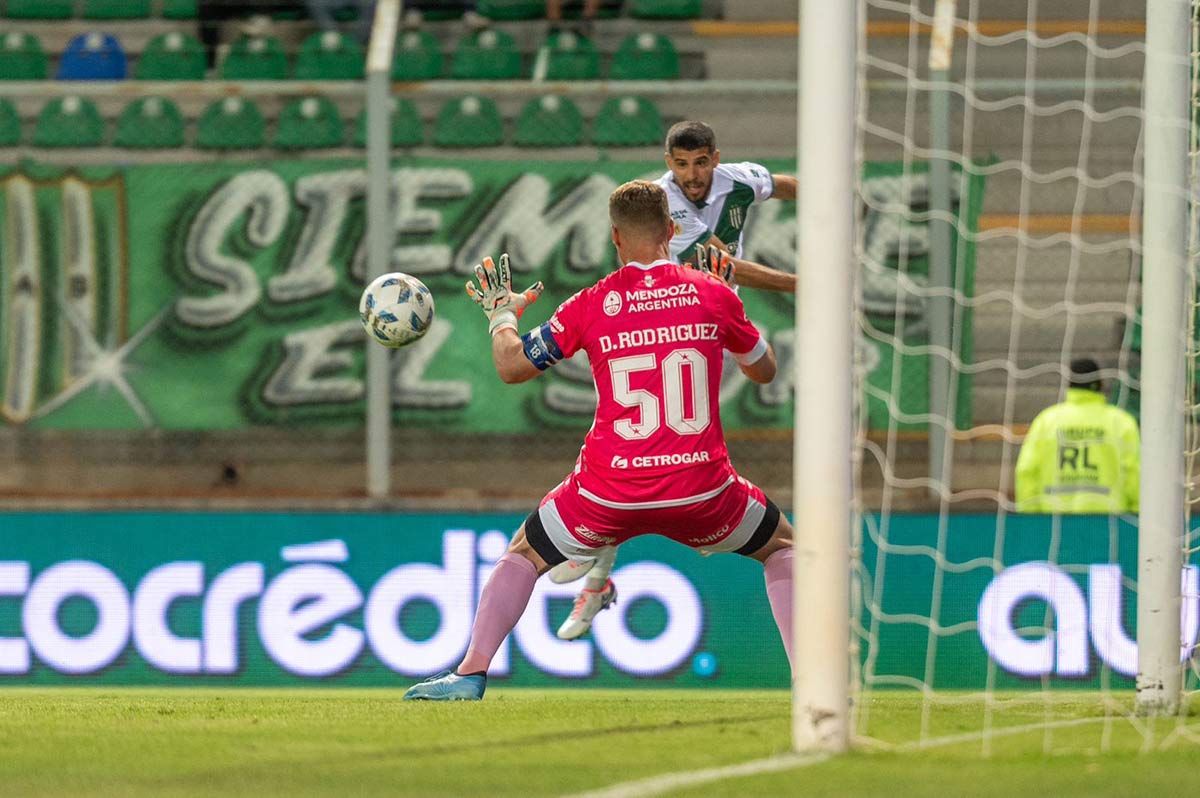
550, 120, 798, 640
404, 181, 794, 701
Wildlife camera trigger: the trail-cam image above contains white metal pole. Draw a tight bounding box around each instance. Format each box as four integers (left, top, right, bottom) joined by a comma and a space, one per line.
365, 0, 401, 499
1136, 0, 1189, 716
927, 0, 956, 497
794, 0, 855, 752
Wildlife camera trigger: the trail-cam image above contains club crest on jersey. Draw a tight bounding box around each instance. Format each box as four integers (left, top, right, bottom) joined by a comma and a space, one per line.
643, 274, 655, 287
603, 290, 622, 316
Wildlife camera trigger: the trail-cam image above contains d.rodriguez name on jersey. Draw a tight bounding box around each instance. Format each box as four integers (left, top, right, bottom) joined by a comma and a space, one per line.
598, 321, 720, 353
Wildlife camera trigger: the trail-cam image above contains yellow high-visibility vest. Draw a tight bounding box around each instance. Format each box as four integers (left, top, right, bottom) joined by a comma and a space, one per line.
1015, 388, 1140, 514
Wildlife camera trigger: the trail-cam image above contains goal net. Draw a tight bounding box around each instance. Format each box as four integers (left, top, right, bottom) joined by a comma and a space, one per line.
843, 0, 1200, 752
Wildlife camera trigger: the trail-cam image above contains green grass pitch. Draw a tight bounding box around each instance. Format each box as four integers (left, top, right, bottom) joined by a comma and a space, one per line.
1, 689, 1197, 797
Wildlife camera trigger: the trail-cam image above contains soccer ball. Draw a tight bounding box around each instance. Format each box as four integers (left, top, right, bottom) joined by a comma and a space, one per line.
359, 273, 435, 348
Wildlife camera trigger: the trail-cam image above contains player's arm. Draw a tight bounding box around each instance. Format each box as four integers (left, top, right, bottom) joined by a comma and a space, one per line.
727, 252, 796, 292
465, 253, 546, 384
770, 174, 798, 201
720, 280, 777, 384
694, 236, 797, 293
490, 329, 541, 384
738, 342, 777, 384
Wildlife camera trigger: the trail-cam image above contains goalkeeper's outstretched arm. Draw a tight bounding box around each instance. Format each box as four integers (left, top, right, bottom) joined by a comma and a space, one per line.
465, 253, 546, 384
492, 329, 542, 384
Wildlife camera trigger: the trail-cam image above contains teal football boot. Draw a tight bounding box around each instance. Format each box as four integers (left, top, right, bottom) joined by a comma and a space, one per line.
403, 671, 487, 701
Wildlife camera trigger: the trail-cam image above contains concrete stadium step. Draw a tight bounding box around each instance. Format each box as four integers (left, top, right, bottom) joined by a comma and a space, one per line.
724, 1, 1146, 24
974, 237, 1136, 288
972, 382, 1070, 425
973, 304, 1126, 348
973, 173, 1139, 217
720, 0, 796, 22
864, 34, 1144, 83
863, 91, 1143, 155
865, 1, 1145, 23
971, 281, 1136, 310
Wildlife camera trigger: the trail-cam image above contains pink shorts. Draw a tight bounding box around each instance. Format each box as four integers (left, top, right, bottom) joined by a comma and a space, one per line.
528, 472, 779, 563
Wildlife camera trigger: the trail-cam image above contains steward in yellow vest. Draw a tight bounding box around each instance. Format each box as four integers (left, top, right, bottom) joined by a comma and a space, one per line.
1015, 358, 1140, 514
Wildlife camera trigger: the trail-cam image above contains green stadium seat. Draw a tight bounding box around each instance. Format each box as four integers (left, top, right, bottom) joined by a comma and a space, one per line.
275, 96, 344, 149
196, 96, 265, 150
0, 32, 47, 80
477, 0, 546, 20
628, 0, 702, 19
5, 0, 72, 19
161, 0, 198, 18
434, 96, 503, 148
541, 31, 598, 81
353, 98, 423, 148
0, 99, 21, 146
609, 32, 679, 80
450, 29, 521, 80
135, 32, 206, 80
114, 96, 184, 148
219, 35, 289, 80
592, 96, 662, 147
83, 0, 152, 19
514, 95, 582, 147
391, 30, 442, 80
294, 31, 364, 80
33, 96, 105, 148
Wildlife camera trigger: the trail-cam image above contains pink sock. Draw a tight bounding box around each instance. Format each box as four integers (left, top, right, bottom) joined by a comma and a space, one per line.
763, 548, 794, 669
457, 553, 539, 675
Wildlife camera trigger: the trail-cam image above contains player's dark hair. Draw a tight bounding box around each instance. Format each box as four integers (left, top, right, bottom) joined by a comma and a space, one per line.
666, 120, 717, 153
1069, 357, 1103, 392
609, 180, 671, 241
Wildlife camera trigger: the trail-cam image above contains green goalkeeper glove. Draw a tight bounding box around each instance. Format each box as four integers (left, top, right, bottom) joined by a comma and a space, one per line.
688, 244, 736, 285
464, 253, 545, 335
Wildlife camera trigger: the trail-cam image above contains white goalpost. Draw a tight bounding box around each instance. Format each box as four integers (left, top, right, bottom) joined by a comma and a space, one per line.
797, 0, 1197, 754
1136, 0, 1189, 717
793, 0, 856, 753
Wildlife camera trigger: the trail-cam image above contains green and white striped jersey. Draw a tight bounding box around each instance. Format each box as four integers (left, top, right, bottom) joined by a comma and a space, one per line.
656, 161, 775, 262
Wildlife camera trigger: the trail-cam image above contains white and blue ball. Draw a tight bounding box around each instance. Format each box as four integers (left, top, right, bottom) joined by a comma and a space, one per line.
359, 272, 435, 348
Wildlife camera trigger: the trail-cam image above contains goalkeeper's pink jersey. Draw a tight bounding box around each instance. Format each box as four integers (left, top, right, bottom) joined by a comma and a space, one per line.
532, 259, 768, 508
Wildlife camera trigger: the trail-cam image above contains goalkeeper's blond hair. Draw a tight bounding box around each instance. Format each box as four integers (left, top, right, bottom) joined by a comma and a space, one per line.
608, 180, 672, 243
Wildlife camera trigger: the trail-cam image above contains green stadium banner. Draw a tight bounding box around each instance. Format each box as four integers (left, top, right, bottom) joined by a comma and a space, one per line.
0, 158, 984, 431
0, 512, 1192, 688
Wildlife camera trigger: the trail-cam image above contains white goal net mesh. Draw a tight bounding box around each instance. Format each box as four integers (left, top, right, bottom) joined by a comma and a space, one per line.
852, 0, 1199, 752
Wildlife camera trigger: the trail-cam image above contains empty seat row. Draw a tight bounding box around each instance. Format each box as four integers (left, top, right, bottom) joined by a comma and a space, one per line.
0, 28, 679, 81
0, 93, 662, 148
0, 1, 698, 20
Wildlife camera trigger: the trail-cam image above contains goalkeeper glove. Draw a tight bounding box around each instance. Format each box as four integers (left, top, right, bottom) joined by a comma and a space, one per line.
464, 253, 544, 335
688, 244, 736, 285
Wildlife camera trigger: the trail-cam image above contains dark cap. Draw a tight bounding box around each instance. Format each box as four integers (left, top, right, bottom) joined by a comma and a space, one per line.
1069, 357, 1103, 391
